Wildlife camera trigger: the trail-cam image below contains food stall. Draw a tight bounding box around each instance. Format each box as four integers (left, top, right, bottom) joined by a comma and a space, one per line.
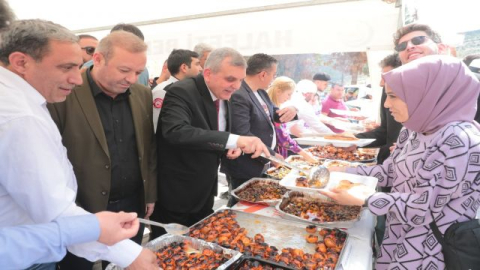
108, 138, 379, 270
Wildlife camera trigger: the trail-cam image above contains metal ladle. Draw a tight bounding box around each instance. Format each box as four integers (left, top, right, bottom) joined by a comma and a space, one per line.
138, 218, 189, 235
262, 154, 330, 188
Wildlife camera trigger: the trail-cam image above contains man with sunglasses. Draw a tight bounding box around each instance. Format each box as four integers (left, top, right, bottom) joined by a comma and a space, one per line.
393, 23, 448, 65
78, 34, 98, 64
393, 24, 480, 123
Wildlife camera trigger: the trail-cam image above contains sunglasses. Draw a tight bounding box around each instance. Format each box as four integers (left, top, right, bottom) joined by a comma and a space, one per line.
395, 36, 429, 52
81, 46, 96, 56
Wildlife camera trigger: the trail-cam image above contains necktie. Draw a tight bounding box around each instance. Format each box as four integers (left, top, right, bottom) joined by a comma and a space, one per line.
214, 99, 220, 130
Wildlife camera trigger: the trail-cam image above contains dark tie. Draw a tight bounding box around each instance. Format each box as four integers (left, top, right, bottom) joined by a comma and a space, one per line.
214, 99, 220, 130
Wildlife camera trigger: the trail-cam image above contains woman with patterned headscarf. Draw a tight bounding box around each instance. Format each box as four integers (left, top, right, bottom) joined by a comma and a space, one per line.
320, 55, 480, 270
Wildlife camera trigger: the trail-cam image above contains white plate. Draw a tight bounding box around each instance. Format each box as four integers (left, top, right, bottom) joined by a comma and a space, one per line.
294, 137, 375, 147
279, 171, 378, 194
330, 109, 368, 118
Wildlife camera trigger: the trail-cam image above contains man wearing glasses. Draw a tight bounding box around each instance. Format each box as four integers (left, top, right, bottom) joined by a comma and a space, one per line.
78, 34, 98, 64
393, 23, 480, 123
393, 23, 448, 65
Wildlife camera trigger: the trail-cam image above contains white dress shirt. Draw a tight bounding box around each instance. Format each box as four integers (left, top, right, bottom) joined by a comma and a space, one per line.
0, 67, 141, 267
208, 89, 239, 149
253, 91, 276, 148
152, 76, 179, 132
283, 92, 334, 135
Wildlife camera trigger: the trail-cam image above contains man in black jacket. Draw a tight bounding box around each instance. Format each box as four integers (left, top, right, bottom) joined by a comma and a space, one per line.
356, 53, 402, 165
151, 48, 270, 239
221, 53, 297, 206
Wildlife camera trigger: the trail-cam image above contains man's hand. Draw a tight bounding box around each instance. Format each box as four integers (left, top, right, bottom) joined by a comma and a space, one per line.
144, 203, 155, 219
126, 248, 158, 270
276, 106, 297, 123
237, 136, 270, 158
95, 211, 139, 246
271, 153, 284, 167
226, 148, 242, 159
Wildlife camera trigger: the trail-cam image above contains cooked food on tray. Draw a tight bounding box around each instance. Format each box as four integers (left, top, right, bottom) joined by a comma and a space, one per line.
306, 145, 375, 161
154, 240, 233, 269
323, 134, 359, 141
265, 166, 291, 179
306, 225, 317, 234
294, 176, 325, 189
287, 155, 321, 168
189, 210, 347, 269
336, 179, 365, 190
308, 226, 347, 257
324, 160, 361, 168
280, 195, 361, 223
306, 234, 318, 243
295, 176, 308, 187
235, 180, 288, 202
234, 257, 295, 270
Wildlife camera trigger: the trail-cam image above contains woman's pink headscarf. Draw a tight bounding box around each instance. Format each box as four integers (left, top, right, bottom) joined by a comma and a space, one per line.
383, 55, 480, 134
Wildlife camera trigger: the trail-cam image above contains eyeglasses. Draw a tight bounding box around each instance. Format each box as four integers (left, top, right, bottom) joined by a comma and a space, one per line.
395, 36, 429, 52
81, 46, 96, 56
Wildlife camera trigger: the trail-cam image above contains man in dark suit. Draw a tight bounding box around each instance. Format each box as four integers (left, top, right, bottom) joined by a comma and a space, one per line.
354, 53, 402, 247
48, 31, 157, 270
151, 48, 270, 239
221, 53, 297, 206
355, 53, 402, 165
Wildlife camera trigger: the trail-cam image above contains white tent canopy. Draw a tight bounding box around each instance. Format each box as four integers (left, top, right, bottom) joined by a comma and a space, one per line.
8, 0, 480, 121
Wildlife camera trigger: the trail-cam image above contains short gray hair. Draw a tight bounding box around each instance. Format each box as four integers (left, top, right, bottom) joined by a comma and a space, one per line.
0, 19, 78, 64
204, 47, 246, 73
193, 43, 214, 56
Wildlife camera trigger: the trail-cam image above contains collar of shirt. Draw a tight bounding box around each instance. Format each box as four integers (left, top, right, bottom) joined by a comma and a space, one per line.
86, 67, 131, 99
207, 86, 218, 102
0, 66, 47, 107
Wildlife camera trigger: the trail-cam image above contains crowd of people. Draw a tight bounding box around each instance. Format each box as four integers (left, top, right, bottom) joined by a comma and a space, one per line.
1, 0, 480, 270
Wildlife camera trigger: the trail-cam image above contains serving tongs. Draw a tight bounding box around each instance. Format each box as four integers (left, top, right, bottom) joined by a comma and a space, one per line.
138, 218, 189, 235
261, 154, 330, 188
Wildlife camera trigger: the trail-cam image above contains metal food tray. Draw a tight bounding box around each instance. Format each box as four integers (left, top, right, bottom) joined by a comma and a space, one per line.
276, 191, 362, 228
230, 178, 287, 206
285, 155, 324, 167
264, 166, 291, 180
323, 159, 363, 168
279, 170, 377, 195
191, 209, 349, 270
228, 256, 297, 270
305, 146, 376, 163
106, 234, 242, 270
295, 137, 375, 147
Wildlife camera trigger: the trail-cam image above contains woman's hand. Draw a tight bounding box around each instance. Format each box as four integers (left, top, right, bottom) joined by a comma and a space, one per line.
389, 143, 397, 153
318, 188, 370, 206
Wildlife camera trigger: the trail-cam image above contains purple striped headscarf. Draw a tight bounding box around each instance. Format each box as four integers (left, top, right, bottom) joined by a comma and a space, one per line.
383, 55, 480, 134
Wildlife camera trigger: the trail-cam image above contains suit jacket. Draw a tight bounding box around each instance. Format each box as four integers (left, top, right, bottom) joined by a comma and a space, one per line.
221, 81, 279, 180
356, 89, 403, 164
47, 71, 157, 213
157, 74, 231, 213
